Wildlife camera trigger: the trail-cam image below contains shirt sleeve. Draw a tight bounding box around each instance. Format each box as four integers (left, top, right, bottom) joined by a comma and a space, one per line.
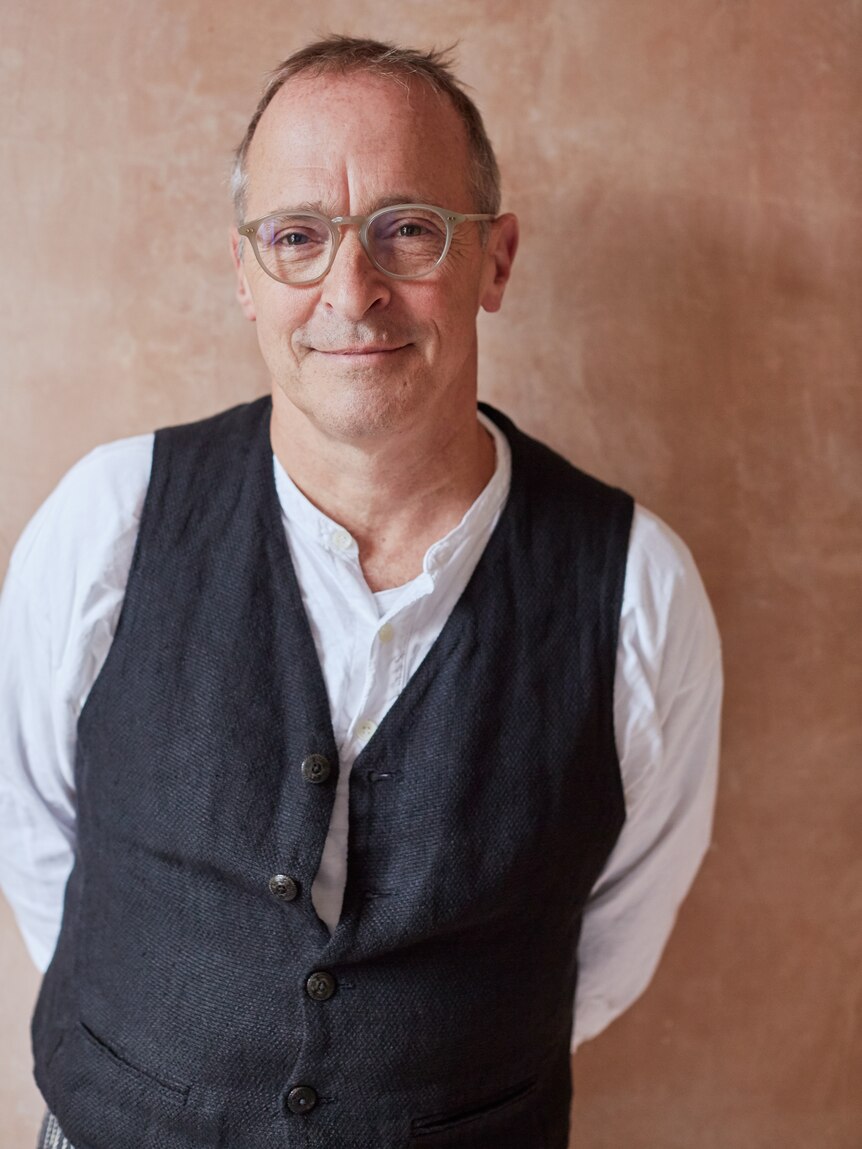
0, 435, 153, 971
572, 505, 723, 1050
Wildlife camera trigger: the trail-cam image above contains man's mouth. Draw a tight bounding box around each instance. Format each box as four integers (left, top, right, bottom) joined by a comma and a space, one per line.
312, 340, 413, 358
315, 345, 408, 355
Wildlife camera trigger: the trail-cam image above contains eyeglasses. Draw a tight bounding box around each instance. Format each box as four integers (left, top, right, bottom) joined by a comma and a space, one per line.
237, 203, 497, 285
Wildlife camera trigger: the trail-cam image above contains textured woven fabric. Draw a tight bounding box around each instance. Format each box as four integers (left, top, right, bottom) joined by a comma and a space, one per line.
37, 1110, 75, 1149
31, 398, 633, 1149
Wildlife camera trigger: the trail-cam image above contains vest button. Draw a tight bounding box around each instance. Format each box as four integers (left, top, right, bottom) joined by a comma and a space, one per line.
306, 970, 337, 1001
286, 1084, 318, 1114
268, 874, 298, 902
301, 754, 332, 783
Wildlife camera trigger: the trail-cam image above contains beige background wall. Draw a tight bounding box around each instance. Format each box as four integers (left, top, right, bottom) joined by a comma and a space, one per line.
1, 2, 860, 1146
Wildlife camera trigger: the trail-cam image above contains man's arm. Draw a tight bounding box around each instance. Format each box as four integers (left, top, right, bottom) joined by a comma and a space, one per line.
0, 435, 153, 969
573, 506, 723, 1049
0, 555, 76, 971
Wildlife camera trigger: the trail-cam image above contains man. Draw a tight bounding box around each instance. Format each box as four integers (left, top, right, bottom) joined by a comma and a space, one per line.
0, 36, 722, 1149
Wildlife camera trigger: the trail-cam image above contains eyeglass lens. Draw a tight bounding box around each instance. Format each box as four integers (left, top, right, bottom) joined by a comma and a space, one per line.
253, 207, 449, 283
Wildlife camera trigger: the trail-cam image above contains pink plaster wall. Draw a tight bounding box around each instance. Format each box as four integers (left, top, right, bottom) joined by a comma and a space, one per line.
1, 2, 860, 1146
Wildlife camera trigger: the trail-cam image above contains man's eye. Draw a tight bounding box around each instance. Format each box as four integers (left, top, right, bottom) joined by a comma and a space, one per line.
397, 223, 426, 237
277, 231, 310, 246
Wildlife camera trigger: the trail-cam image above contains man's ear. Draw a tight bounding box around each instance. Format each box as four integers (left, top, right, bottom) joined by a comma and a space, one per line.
479, 213, 519, 314
230, 228, 256, 322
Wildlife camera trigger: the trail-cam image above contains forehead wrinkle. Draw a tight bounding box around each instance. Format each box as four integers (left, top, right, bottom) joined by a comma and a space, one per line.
247, 73, 475, 219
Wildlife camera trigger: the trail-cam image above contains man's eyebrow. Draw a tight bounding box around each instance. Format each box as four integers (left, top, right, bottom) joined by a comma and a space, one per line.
257, 201, 330, 216
371, 194, 429, 210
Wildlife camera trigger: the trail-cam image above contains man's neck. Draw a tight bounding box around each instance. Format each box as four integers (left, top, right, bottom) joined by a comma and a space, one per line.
269, 392, 497, 593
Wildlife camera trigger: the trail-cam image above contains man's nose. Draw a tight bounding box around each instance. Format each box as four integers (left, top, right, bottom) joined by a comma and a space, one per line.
319, 230, 391, 319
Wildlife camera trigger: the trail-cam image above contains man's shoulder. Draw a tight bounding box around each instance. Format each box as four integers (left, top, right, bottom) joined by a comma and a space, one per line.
9, 396, 273, 579
628, 505, 697, 585
8, 432, 155, 583
624, 505, 722, 689
482, 402, 635, 519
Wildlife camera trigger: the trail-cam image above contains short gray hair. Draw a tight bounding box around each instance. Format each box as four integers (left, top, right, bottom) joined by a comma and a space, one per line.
230, 35, 501, 224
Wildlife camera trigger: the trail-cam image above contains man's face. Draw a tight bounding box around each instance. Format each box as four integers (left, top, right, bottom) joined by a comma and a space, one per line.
233, 72, 515, 444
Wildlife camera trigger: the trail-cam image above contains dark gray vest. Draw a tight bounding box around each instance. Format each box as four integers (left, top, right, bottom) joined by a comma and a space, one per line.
31, 397, 633, 1149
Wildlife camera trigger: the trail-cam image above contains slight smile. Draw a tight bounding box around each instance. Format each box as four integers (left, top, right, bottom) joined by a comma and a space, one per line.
314, 345, 409, 356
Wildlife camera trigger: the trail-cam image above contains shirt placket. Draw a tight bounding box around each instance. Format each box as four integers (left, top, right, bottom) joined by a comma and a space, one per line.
346, 579, 431, 758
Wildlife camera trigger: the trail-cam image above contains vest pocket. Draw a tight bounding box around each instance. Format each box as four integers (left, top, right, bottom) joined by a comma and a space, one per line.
76, 1019, 190, 1103
41, 1019, 219, 1149
410, 1076, 543, 1145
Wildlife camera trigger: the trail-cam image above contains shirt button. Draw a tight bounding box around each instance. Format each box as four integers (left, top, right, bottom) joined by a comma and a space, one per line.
330, 528, 353, 551
306, 970, 337, 1001
301, 754, 332, 783
378, 622, 394, 644
356, 720, 377, 743
286, 1085, 318, 1115
268, 874, 298, 902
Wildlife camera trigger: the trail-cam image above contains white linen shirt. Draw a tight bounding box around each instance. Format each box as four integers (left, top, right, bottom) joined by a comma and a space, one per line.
0, 411, 722, 1051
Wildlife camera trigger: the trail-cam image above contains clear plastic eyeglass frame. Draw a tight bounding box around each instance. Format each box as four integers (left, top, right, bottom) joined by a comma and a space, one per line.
237, 203, 497, 285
